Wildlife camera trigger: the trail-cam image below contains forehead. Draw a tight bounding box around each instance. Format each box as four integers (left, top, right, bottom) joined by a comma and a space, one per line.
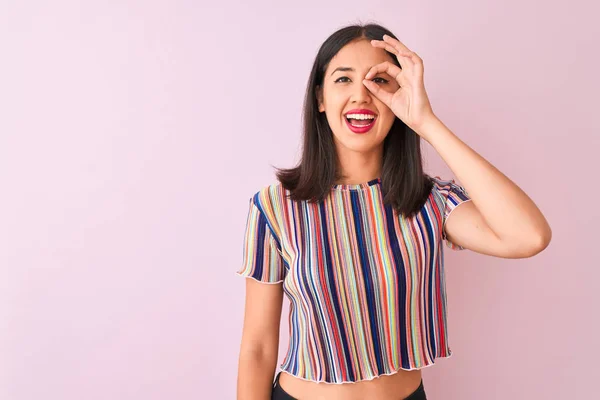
326, 39, 394, 73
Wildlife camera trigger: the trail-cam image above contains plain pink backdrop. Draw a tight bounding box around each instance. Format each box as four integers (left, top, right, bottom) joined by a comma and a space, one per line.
0, 1, 598, 399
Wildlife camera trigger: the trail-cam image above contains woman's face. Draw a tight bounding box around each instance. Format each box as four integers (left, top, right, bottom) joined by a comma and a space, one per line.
317, 39, 400, 155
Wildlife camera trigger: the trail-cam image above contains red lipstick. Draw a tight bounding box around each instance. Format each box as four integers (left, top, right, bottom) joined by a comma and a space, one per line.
344, 109, 377, 134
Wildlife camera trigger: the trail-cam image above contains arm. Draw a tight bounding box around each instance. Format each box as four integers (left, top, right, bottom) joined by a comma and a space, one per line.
237, 278, 284, 400
419, 116, 552, 258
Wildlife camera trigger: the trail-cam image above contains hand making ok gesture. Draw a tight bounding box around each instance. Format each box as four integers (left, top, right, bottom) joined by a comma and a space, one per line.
362, 34, 435, 134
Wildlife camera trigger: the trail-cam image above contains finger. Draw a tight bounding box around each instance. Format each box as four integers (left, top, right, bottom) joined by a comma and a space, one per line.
382, 35, 424, 68
364, 61, 404, 85
380, 35, 423, 67
403, 51, 423, 67
382, 34, 412, 54
362, 79, 394, 106
370, 40, 415, 70
370, 40, 413, 59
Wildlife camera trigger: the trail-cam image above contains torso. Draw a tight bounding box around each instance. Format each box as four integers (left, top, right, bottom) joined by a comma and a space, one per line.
278, 368, 423, 400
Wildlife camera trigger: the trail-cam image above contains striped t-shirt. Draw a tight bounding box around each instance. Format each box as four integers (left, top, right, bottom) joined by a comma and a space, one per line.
235, 175, 472, 384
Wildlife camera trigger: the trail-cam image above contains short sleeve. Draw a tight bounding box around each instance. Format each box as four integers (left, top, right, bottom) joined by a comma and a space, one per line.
432, 176, 473, 250
235, 197, 286, 283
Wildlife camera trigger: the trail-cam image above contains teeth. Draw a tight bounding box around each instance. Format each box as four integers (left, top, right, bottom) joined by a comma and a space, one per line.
345, 113, 375, 120
349, 121, 374, 127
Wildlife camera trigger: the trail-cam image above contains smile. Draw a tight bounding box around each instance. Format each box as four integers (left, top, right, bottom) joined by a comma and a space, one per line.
344, 114, 377, 134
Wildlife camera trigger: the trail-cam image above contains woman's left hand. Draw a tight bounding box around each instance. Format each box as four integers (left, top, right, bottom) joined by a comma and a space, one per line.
363, 35, 436, 134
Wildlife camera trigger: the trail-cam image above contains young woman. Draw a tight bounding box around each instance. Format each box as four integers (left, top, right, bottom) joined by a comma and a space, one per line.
235, 23, 551, 400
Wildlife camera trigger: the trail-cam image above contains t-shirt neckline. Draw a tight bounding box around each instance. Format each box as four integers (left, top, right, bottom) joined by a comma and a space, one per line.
331, 177, 382, 191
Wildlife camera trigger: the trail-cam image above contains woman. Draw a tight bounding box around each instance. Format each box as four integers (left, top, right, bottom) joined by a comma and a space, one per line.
235, 23, 551, 400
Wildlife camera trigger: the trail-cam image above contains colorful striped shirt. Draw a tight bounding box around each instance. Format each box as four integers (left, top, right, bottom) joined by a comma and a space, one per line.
235, 175, 472, 383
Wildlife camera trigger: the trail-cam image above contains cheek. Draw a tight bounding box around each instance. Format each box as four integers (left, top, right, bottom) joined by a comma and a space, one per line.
328, 92, 346, 108
323, 86, 345, 103
372, 101, 395, 119
377, 109, 397, 131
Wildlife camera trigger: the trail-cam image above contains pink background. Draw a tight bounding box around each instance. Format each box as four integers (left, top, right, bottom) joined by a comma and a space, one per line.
1, 1, 598, 399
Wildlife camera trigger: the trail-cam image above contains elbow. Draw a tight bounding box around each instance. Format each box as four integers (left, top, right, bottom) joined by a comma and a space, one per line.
524, 227, 552, 258
503, 226, 552, 259
538, 227, 552, 251
536, 220, 553, 251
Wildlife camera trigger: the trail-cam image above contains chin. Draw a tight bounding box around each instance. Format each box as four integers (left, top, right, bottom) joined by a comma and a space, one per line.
334, 137, 385, 153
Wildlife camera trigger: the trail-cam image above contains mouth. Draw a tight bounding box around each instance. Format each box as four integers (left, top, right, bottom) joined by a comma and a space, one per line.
344, 111, 377, 134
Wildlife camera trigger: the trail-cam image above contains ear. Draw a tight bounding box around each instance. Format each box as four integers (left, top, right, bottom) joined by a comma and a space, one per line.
316, 85, 324, 113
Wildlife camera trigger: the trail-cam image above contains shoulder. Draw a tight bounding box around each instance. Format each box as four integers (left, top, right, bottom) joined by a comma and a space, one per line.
246, 181, 289, 227
248, 181, 286, 207
429, 175, 453, 191
428, 175, 467, 197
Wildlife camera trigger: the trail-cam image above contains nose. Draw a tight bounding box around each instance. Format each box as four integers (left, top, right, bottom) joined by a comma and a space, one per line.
351, 78, 372, 104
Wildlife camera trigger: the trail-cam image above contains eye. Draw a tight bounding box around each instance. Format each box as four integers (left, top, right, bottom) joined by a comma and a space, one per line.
334, 76, 389, 84
373, 77, 389, 84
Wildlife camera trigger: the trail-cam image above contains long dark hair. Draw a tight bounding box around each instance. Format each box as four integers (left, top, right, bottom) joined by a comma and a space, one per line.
273, 22, 434, 218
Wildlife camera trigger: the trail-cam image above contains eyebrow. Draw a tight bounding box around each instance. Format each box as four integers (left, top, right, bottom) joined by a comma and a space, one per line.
330, 66, 355, 76
330, 66, 387, 77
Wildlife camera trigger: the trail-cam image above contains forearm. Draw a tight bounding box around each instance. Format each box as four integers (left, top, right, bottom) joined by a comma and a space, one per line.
418, 116, 552, 248
237, 349, 278, 400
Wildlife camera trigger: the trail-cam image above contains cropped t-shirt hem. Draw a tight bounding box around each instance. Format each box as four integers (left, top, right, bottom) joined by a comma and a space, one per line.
443, 198, 474, 250
443, 198, 473, 232
235, 271, 284, 284
278, 352, 453, 385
